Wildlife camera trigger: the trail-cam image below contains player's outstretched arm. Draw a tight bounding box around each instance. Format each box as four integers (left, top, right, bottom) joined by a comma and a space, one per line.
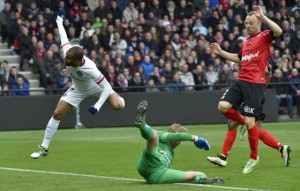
56, 9, 70, 47
253, 5, 282, 37
209, 43, 240, 64
88, 78, 113, 114
158, 132, 210, 151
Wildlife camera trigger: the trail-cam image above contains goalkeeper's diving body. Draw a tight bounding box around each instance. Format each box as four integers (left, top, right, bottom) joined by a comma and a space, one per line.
134, 100, 224, 184
30, 10, 125, 159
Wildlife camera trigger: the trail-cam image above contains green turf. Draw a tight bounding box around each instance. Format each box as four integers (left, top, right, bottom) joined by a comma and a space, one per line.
0, 122, 299, 191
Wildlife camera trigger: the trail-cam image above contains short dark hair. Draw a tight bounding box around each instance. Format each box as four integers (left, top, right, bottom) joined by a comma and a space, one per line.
68, 46, 84, 61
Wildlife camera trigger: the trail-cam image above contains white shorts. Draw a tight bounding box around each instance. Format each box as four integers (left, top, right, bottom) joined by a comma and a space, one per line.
60, 87, 115, 108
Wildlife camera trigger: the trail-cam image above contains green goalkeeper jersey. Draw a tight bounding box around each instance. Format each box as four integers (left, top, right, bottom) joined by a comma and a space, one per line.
136, 131, 179, 183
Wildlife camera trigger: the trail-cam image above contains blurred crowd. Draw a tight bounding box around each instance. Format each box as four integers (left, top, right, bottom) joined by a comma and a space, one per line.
0, 0, 300, 116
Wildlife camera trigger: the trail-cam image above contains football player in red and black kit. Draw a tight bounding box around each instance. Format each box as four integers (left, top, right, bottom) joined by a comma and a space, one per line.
207, 66, 291, 169
209, 5, 283, 174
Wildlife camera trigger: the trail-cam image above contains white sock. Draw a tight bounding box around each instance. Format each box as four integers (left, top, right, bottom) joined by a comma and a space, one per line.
119, 96, 125, 108
41, 117, 60, 149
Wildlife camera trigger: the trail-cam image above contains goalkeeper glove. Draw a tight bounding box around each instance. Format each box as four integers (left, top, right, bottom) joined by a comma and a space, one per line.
88, 106, 98, 114
194, 136, 211, 151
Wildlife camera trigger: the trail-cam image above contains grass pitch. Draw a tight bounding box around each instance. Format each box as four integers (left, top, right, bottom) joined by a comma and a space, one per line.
0, 122, 299, 191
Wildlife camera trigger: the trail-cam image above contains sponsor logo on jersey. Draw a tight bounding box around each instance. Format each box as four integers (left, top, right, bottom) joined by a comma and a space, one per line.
241, 51, 259, 61
70, 73, 88, 82
159, 150, 172, 165
243, 105, 254, 114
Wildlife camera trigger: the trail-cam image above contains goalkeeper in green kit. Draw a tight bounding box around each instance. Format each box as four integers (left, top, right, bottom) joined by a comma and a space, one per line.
135, 100, 224, 185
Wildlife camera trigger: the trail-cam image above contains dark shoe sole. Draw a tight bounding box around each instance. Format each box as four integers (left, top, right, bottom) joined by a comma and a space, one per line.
199, 177, 225, 184
135, 100, 148, 127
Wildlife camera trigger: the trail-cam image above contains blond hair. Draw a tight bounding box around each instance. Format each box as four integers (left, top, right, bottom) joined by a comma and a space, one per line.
168, 123, 187, 133
247, 11, 262, 23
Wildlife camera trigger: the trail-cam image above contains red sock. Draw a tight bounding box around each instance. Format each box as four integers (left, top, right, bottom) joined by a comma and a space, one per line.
223, 108, 245, 125
248, 125, 258, 160
258, 129, 282, 150
222, 129, 237, 157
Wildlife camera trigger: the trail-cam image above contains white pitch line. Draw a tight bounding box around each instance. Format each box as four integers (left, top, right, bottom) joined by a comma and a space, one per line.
0, 167, 277, 191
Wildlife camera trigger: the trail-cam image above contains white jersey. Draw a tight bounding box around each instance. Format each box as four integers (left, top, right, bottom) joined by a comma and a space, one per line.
62, 43, 105, 92
56, 15, 118, 110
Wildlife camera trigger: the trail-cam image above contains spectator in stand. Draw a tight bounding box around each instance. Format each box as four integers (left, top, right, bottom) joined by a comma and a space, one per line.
292, 30, 300, 54
44, 32, 58, 50
129, 71, 145, 92
193, 65, 207, 91
11, 76, 30, 96
55, 67, 71, 94
205, 64, 218, 90
192, 19, 207, 36
0, 60, 10, 82
157, 75, 168, 92
32, 40, 47, 70
149, 66, 161, 85
109, 0, 122, 20
114, 56, 125, 74
39, 50, 59, 91
293, 60, 300, 73
25, 1, 41, 20
123, 2, 138, 23
168, 73, 186, 92
125, 55, 138, 76
146, 78, 160, 93
8, 66, 29, 90
174, 0, 194, 20
141, 55, 154, 81
17, 26, 32, 71
93, 0, 108, 19
87, 34, 102, 52
178, 64, 195, 91
0, 72, 8, 94
163, 62, 175, 83
270, 69, 294, 118
107, 65, 117, 87
1, 2, 15, 47
269, 49, 282, 72
288, 68, 300, 118
114, 73, 128, 93
280, 56, 292, 78
110, 31, 127, 56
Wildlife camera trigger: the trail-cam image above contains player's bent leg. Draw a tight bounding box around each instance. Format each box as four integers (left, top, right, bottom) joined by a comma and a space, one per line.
30, 100, 72, 159
107, 93, 125, 110
218, 101, 232, 113
156, 168, 187, 183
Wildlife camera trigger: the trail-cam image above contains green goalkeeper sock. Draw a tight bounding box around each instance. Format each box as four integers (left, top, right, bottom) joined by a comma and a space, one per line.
194, 173, 207, 184
140, 124, 153, 140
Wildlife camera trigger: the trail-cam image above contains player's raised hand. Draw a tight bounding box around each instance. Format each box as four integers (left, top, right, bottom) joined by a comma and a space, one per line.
88, 106, 98, 114
194, 137, 211, 151
252, 5, 264, 19
58, 8, 65, 19
209, 42, 222, 55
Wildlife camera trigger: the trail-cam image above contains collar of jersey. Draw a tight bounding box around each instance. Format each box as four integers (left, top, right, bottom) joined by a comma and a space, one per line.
79, 58, 86, 67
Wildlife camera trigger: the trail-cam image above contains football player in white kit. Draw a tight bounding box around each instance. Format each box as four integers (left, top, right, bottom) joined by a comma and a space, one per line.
30, 11, 125, 159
